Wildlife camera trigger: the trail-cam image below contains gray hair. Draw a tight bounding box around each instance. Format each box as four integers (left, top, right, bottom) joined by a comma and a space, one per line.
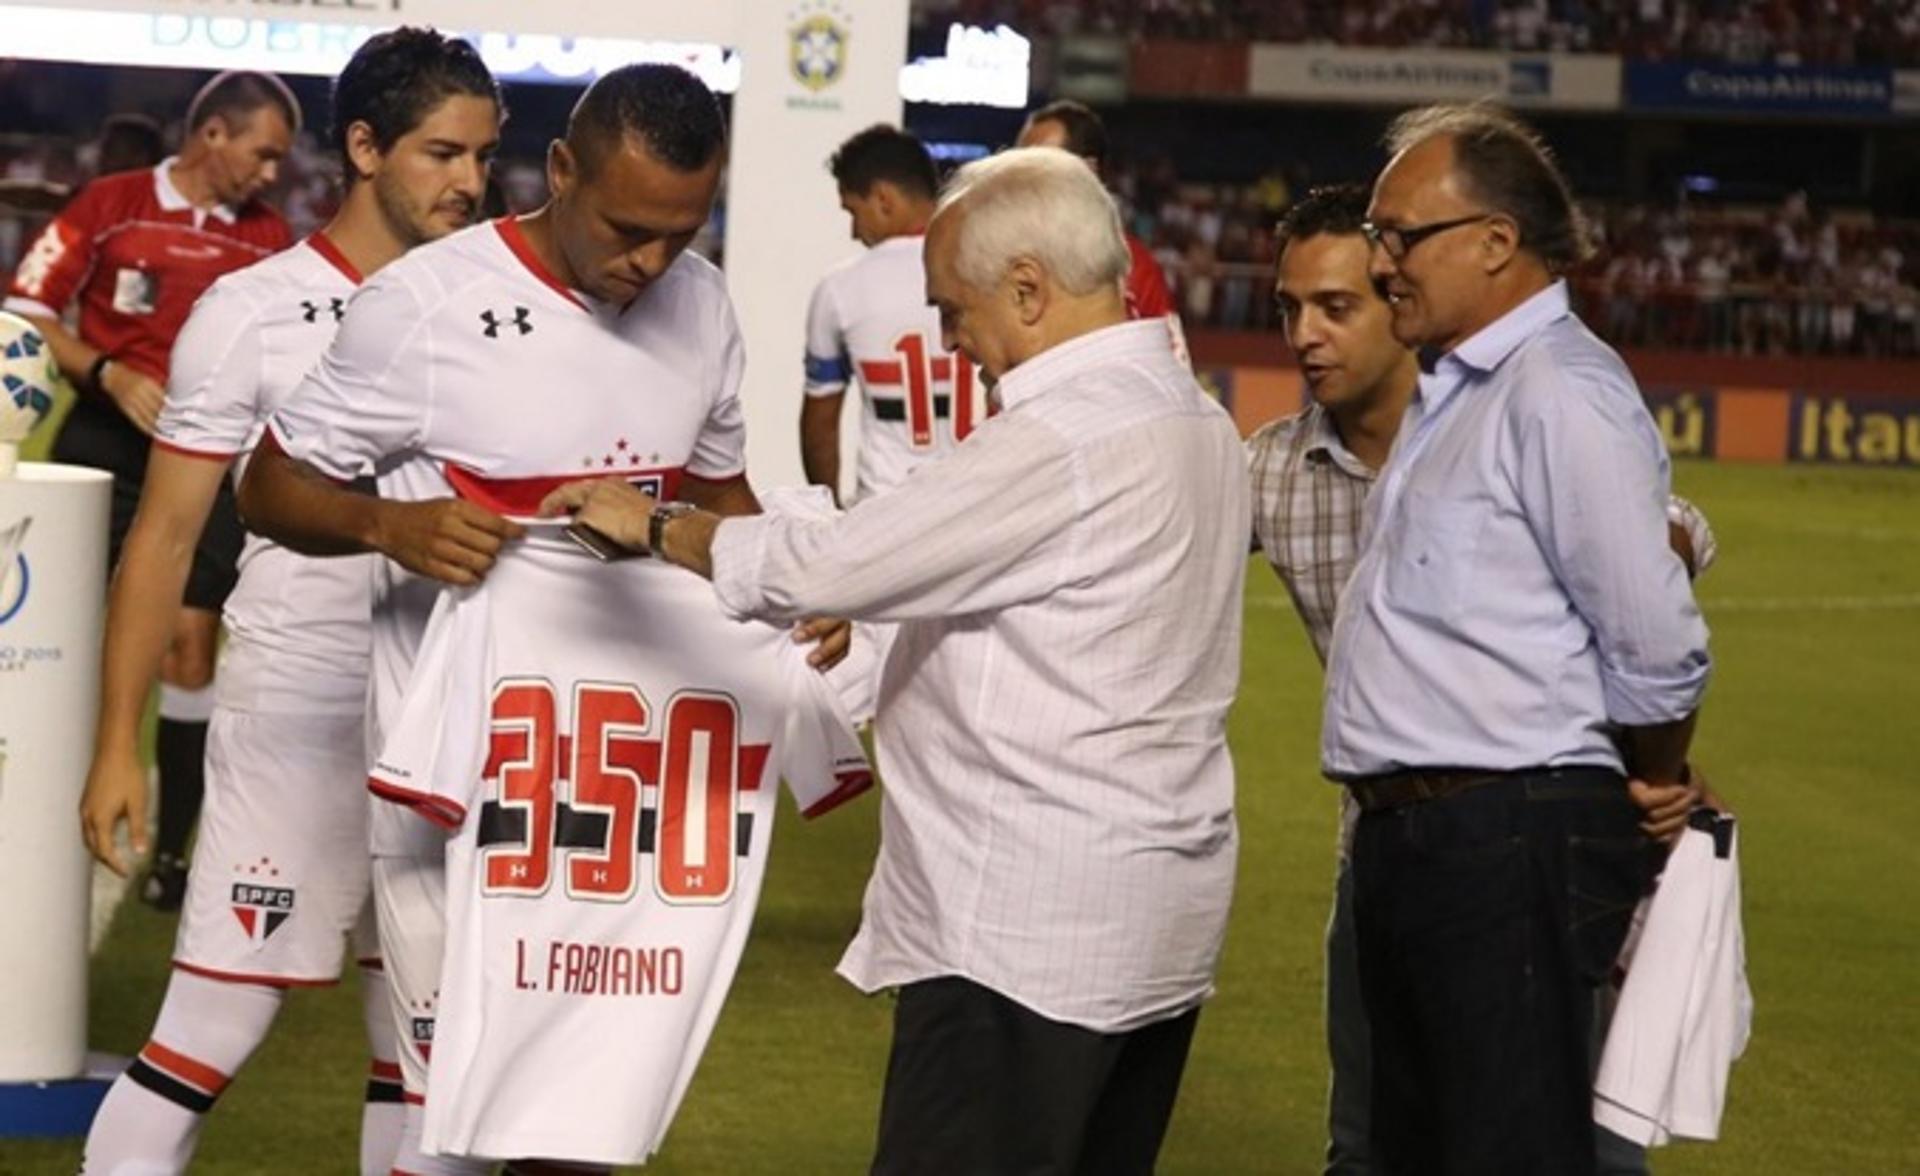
935, 147, 1130, 296
1384, 102, 1593, 271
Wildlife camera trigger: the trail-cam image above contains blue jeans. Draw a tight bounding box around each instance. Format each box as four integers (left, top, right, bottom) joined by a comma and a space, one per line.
1346, 768, 1663, 1176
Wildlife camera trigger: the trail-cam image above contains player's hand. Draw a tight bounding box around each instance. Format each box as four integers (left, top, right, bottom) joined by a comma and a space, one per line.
373, 498, 525, 585
794, 616, 852, 670
80, 746, 149, 877
537, 478, 657, 550
1627, 774, 1702, 843
103, 363, 166, 436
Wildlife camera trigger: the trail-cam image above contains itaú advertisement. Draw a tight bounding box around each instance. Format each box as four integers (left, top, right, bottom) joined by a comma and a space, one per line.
1247, 44, 1620, 110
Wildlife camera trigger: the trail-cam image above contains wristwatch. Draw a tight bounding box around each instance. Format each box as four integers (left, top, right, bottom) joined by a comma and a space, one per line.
86, 353, 115, 397
649, 501, 696, 555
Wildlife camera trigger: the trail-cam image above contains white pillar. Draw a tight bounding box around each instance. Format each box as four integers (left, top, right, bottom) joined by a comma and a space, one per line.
726, 1, 911, 490
0, 463, 109, 1082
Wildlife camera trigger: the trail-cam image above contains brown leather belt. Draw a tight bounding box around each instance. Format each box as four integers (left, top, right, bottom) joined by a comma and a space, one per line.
1344, 768, 1513, 812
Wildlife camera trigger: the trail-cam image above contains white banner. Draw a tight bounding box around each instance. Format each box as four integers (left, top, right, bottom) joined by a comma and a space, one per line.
0, 0, 743, 42
727, 0, 910, 489
0, 464, 109, 1082
1248, 45, 1620, 110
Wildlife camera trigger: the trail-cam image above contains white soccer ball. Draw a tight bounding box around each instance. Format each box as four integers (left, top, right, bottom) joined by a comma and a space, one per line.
0, 309, 58, 448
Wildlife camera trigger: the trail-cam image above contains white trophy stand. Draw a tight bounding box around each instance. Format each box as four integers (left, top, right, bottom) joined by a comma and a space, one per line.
0, 457, 113, 1135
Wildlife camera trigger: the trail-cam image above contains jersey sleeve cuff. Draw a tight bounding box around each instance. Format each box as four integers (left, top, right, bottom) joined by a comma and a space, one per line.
366, 774, 466, 830
799, 767, 874, 819
263, 419, 362, 485
1, 295, 57, 320
151, 435, 241, 463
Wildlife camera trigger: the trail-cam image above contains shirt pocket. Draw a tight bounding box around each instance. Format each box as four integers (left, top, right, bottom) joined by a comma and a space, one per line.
1381, 488, 1483, 628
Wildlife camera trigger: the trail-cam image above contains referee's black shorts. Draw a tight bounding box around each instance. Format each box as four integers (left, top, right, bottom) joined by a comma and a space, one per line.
52, 397, 244, 612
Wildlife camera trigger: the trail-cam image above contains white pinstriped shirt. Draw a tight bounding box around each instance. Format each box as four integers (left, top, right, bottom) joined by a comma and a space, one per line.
710, 319, 1249, 1032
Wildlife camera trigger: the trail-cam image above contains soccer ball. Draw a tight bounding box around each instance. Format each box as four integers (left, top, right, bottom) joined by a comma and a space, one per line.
0, 309, 58, 447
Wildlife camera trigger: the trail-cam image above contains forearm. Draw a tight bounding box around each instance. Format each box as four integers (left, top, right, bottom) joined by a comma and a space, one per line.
799, 397, 843, 502
20, 312, 102, 387
1621, 711, 1698, 785
94, 525, 197, 756
658, 510, 723, 581
237, 441, 384, 557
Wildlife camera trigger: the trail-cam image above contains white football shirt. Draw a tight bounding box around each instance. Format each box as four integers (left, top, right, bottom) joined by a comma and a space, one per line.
156, 233, 372, 714
804, 235, 990, 501
370, 535, 872, 1165
265, 216, 747, 854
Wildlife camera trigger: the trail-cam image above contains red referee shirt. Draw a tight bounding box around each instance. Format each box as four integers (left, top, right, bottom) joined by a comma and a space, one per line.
4, 160, 290, 386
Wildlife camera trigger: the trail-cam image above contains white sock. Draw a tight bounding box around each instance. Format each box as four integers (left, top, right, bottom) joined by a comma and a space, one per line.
388, 1103, 490, 1176
80, 969, 284, 1176
358, 959, 406, 1176
156, 683, 217, 723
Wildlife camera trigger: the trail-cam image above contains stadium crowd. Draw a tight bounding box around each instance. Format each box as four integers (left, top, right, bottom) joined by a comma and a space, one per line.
915, 0, 1920, 66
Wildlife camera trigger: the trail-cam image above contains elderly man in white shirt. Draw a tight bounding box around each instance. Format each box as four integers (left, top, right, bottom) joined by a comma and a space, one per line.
543, 146, 1250, 1176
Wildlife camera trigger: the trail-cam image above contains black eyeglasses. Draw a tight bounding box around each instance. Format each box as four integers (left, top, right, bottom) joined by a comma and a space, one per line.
1361, 213, 1496, 260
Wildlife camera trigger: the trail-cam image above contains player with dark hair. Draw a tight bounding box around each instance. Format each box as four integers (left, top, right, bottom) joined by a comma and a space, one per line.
6, 69, 298, 911
1017, 98, 1185, 360
804, 124, 979, 506
239, 61, 842, 1172
76, 30, 501, 1176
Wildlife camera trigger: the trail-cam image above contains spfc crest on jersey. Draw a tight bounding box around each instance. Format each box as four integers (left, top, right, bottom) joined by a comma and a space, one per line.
230, 856, 294, 943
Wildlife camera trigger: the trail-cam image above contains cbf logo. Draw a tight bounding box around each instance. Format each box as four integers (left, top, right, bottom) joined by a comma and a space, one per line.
229, 856, 294, 943
0, 517, 31, 627
789, 1, 851, 94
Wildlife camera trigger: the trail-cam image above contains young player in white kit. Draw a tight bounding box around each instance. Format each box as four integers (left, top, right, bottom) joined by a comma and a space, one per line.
238, 64, 845, 1173
75, 30, 503, 1176
801, 125, 988, 506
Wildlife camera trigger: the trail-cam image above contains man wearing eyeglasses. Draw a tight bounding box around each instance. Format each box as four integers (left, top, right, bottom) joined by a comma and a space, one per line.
1322, 105, 1710, 1176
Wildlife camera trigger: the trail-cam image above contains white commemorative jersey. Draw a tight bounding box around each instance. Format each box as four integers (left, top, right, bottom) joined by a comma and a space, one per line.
804, 235, 990, 500
265, 216, 747, 855
156, 233, 371, 713
370, 535, 872, 1165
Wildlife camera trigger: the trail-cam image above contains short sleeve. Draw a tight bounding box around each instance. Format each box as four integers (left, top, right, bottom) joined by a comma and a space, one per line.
4, 179, 109, 317
802, 278, 850, 398
154, 279, 265, 460
775, 642, 873, 820
368, 584, 489, 830
266, 271, 434, 480
687, 292, 747, 480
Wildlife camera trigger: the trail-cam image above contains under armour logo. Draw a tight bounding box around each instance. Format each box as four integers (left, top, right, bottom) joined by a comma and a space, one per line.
480, 307, 533, 338
300, 297, 345, 323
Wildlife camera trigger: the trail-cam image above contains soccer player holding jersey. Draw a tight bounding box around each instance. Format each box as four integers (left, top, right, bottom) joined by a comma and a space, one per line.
7, 71, 298, 908
76, 32, 502, 1176
239, 64, 842, 1172
802, 125, 988, 506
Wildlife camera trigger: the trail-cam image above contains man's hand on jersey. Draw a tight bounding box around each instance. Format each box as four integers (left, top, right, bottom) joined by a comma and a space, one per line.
793, 616, 852, 670
80, 747, 149, 877
375, 498, 525, 585
102, 363, 167, 435
537, 478, 656, 551
1628, 774, 1703, 843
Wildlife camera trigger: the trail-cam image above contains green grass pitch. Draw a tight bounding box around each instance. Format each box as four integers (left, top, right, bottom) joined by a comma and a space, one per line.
4, 460, 1916, 1174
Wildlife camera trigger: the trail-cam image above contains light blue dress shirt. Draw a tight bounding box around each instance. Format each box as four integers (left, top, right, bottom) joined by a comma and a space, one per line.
1322, 281, 1709, 779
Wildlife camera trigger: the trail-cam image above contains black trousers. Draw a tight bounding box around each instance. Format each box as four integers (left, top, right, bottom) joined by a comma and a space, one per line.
53, 396, 243, 610
871, 976, 1199, 1176
1351, 768, 1663, 1176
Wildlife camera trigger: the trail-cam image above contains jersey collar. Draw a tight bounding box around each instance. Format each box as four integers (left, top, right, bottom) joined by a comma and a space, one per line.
494, 216, 590, 313
305, 232, 363, 284
154, 157, 238, 225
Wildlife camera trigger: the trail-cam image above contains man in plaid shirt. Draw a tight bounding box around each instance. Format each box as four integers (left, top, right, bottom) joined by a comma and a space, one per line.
1247, 184, 1717, 1176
